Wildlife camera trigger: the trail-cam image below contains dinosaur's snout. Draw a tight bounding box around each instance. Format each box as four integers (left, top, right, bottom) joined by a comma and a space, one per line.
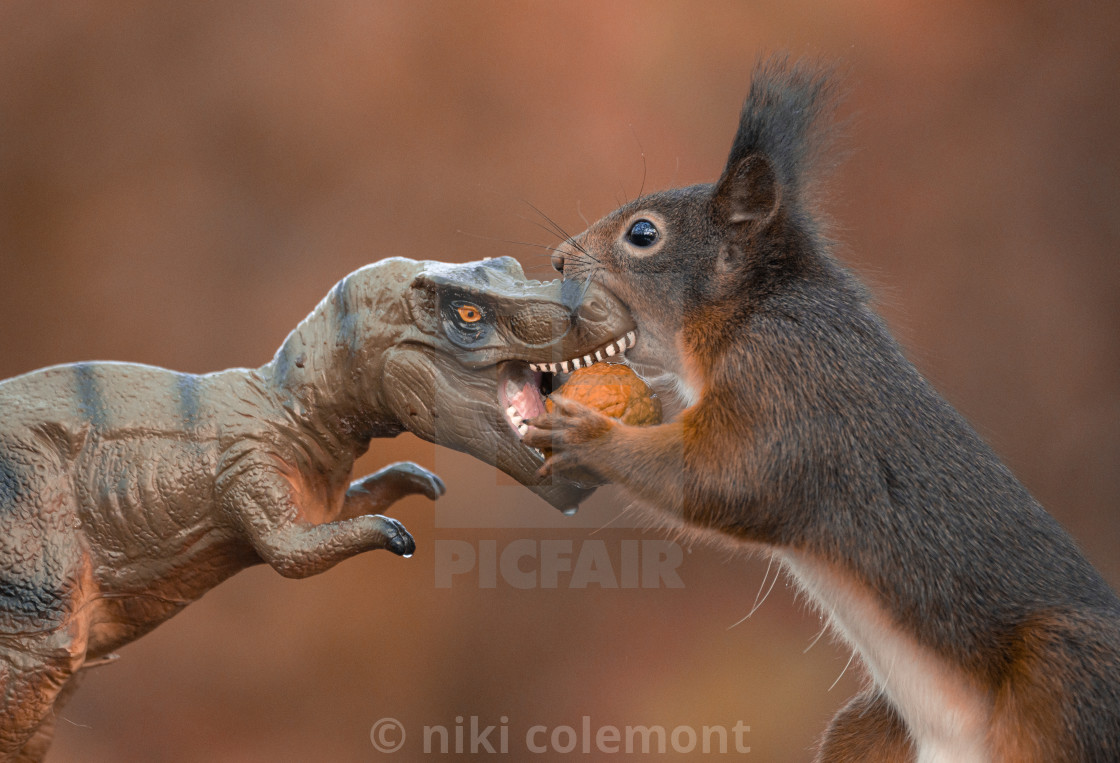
480, 255, 525, 279
507, 303, 572, 346
576, 293, 611, 322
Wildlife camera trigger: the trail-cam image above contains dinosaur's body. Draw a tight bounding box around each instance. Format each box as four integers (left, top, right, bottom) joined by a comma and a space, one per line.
0, 255, 632, 760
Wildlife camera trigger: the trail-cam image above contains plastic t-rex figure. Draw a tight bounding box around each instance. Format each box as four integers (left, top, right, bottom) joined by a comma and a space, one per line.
0, 255, 632, 760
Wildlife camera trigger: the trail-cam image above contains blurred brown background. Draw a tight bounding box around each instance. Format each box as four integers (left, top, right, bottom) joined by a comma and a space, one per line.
1, 1, 1118, 760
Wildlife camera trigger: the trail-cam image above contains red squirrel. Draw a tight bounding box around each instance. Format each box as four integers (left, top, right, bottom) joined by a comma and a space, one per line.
524, 58, 1120, 761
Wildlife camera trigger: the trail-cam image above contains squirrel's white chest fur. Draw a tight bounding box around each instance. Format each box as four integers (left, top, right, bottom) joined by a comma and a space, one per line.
779, 550, 992, 763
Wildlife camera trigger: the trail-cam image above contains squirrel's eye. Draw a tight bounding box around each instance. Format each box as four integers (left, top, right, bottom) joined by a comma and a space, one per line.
457, 304, 483, 323
626, 219, 659, 248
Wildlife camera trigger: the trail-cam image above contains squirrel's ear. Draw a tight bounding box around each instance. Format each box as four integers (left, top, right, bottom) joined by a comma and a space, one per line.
713, 154, 781, 234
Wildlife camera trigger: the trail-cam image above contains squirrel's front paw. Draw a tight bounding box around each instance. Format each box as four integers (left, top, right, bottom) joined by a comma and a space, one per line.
523, 395, 614, 478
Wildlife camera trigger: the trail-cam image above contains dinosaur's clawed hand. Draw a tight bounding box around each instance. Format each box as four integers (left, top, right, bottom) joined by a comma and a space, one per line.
523, 395, 615, 478
380, 516, 417, 557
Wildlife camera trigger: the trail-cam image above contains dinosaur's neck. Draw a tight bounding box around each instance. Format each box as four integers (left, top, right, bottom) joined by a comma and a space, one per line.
258, 276, 405, 452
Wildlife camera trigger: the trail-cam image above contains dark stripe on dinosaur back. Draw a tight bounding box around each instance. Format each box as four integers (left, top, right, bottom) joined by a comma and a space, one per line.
0, 575, 66, 625
0, 450, 24, 508
273, 342, 293, 380
74, 363, 107, 429
177, 372, 201, 430
332, 272, 360, 353
332, 271, 351, 315
0, 453, 65, 628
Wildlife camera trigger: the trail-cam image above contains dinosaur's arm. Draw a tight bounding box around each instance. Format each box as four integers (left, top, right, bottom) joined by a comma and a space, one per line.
220, 456, 415, 578
245, 514, 414, 577
339, 462, 445, 521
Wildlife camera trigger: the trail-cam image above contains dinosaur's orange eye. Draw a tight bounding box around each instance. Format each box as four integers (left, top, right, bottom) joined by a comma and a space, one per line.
457, 304, 482, 323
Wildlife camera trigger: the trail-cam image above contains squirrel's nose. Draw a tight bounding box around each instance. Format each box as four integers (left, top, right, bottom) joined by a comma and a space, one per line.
551, 251, 566, 273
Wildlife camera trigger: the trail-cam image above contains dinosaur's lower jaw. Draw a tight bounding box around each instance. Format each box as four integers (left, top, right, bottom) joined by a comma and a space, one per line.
496, 330, 639, 450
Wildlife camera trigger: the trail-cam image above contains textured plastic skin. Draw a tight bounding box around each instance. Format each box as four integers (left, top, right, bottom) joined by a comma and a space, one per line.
0, 255, 631, 760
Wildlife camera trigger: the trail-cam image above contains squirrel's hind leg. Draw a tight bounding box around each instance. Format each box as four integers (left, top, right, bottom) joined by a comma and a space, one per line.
815, 689, 914, 763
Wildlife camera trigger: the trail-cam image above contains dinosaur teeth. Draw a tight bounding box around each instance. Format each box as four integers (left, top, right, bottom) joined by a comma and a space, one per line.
525, 329, 636, 377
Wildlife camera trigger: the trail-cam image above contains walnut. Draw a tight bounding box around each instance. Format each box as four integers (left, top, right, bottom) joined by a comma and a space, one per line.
546, 362, 661, 426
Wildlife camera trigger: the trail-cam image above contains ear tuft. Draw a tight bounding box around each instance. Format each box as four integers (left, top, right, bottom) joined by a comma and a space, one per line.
717, 56, 842, 234
715, 154, 781, 232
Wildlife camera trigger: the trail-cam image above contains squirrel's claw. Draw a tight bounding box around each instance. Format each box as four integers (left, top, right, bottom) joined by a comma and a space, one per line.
535, 447, 609, 487
521, 423, 557, 449
524, 395, 614, 460
536, 450, 584, 480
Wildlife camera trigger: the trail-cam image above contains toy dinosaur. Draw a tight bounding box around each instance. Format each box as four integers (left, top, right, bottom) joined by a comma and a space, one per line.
0, 255, 633, 760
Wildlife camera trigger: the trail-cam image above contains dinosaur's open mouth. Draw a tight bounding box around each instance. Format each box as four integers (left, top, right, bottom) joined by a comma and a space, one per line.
497, 329, 638, 455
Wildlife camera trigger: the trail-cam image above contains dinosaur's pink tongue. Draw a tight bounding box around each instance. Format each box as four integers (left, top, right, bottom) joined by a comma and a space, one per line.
497, 362, 547, 436
510, 379, 546, 420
